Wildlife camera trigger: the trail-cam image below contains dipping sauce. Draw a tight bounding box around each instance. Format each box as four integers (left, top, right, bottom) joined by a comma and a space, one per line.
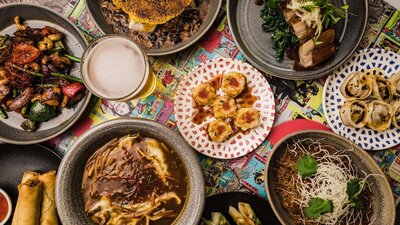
81, 35, 154, 100
0, 191, 9, 222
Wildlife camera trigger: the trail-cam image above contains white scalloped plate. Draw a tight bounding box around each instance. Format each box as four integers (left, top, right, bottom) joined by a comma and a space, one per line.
175, 58, 275, 159
323, 48, 400, 150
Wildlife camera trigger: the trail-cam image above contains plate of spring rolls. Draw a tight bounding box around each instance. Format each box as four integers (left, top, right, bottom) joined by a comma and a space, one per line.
0, 144, 60, 225
201, 192, 280, 225
323, 48, 400, 150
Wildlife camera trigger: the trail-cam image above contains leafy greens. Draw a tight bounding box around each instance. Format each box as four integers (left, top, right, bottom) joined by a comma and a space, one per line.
261, 2, 298, 61
296, 154, 318, 177
304, 197, 334, 219
346, 178, 364, 209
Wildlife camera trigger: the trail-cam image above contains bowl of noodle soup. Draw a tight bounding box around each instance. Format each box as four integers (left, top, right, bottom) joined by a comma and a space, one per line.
265, 130, 395, 225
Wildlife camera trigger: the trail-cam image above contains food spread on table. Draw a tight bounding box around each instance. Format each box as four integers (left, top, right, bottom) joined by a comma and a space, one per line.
259, 0, 348, 69
0, 17, 85, 132
201, 202, 261, 225
275, 138, 376, 225
101, 0, 210, 49
191, 72, 260, 142
339, 69, 400, 131
0, 1, 400, 225
11, 170, 57, 225
81, 134, 187, 225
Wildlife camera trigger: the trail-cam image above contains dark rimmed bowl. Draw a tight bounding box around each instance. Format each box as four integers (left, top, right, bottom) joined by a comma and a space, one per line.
85, 0, 222, 56
227, 0, 368, 80
0, 3, 92, 144
56, 118, 205, 225
265, 130, 395, 225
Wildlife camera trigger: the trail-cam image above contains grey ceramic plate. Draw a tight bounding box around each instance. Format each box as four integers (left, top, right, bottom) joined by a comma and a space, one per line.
227, 0, 368, 80
0, 143, 61, 225
0, 3, 92, 144
56, 118, 205, 225
265, 130, 395, 225
85, 0, 222, 56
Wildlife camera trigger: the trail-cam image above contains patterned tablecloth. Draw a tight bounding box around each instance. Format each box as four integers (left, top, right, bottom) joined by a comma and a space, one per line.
2, 0, 400, 206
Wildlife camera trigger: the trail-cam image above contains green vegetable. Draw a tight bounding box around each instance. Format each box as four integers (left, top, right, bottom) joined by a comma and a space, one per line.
20, 119, 37, 132
261, 4, 298, 61
296, 154, 318, 177
47, 46, 64, 54
64, 54, 81, 63
21, 103, 30, 115
12, 64, 84, 83
29, 101, 57, 122
314, 0, 349, 29
266, 0, 282, 8
304, 198, 334, 219
346, 178, 363, 209
0, 106, 8, 119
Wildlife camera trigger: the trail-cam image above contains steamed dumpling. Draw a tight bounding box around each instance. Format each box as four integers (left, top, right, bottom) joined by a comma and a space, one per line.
371, 75, 393, 103
340, 72, 372, 99
392, 104, 400, 129
192, 83, 217, 105
367, 100, 393, 132
234, 108, 260, 131
339, 100, 368, 128
207, 119, 233, 142
221, 72, 246, 98
389, 72, 400, 98
212, 96, 237, 119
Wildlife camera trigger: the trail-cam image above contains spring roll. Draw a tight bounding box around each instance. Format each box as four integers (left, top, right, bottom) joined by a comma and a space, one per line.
39, 170, 58, 225
12, 175, 43, 225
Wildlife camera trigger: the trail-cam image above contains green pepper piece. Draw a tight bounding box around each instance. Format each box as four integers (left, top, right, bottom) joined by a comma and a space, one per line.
21, 103, 30, 115
29, 101, 57, 122
20, 119, 37, 132
0, 106, 8, 119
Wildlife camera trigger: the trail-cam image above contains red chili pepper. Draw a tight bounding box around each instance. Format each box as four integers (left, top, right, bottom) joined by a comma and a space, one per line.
62, 82, 84, 99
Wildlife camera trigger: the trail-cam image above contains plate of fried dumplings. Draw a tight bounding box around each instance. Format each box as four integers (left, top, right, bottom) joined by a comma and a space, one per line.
175, 58, 275, 159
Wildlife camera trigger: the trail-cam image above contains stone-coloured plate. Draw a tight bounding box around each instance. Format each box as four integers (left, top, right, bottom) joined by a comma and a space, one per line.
0, 144, 61, 225
0, 3, 92, 144
265, 130, 395, 225
323, 48, 400, 150
227, 0, 368, 80
56, 118, 205, 225
85, 0, 222, 56
175, 58, 275, 159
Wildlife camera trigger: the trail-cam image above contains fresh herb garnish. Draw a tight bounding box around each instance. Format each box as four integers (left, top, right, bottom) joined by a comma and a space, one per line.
261, 3, 298, 61
296, 154, 318, 177
304, 197, 334, 218
346, 178, 363, 209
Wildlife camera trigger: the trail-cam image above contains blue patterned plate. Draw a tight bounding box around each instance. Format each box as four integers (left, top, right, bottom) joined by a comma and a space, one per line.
323, 48, 400, 150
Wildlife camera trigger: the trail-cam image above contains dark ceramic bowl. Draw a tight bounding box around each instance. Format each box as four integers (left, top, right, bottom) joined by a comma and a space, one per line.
85, 0, 222, 56
0, 3, 92, 144
56, 118, 205, 225
227, 0, 368, 80
265, 130, 395, 225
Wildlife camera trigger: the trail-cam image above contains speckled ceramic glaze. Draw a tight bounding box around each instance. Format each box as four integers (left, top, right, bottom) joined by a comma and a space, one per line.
85, 0, 222, 56
265, 130, 396, 225
56, 118, 205, 225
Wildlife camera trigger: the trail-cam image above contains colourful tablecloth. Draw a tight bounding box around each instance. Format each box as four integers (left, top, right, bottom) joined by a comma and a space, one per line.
2, 0, 400, 206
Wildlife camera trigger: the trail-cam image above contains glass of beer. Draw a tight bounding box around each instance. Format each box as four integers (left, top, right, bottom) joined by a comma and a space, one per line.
80, 34, 156, 101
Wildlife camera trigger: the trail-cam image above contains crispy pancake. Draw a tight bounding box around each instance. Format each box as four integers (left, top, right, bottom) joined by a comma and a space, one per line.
112, 0, 193, 25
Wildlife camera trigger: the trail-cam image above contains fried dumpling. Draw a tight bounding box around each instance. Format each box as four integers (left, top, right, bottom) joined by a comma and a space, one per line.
201, 212, 231, 225
238, 202, 261, 225
339, 100, 368, 128
221, 72, 246, 98
371, 75, 393, 103
367, 100, 393, 132
340, 72, 372, 99
389, 72, 400, 98
212, 96, 237, 119
192, 83, 217, 106
392, 104, 400, 129
207, 119, 233, 142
